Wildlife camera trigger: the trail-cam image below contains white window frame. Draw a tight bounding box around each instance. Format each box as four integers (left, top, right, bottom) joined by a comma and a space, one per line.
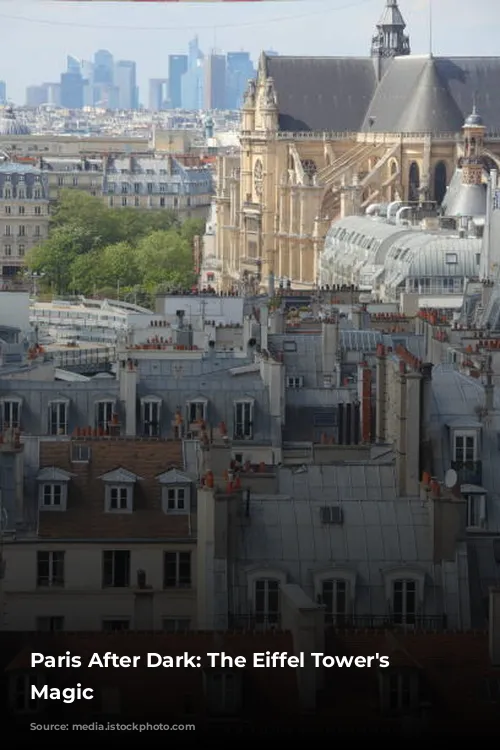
142, 398, 161, 437
465, 493, 487, 529
313, 568, 356, 623
233, 399, 254, 440
0, 397, 21, 428
391, 579, 417, 625
162, 485, 189, 514
163, 551, 192, 588
102, 550, 131, 588
71, 443, 91, 462
36, 551, 65, 587
384, 568, 425, 625
186, 399, 207, 424
9, 673, 42, 713
105, 484, 133, 513
95, 400, 114, 431
48, 400, 68, 436
246, 569, 286, 626
453, 431, 478, 462
39, 482, 67, 511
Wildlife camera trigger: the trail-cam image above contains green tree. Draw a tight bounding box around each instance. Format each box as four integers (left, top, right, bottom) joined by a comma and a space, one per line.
99, 241, 139, 289
27, 225, 99, 294
136, 230, 195, 288
69, 251, 102, 295
50, 190, 123, 247
180, 217, 206, 245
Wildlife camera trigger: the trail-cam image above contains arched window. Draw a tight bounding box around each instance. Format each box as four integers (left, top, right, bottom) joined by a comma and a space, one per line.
434, 161, 447, 205
408, 162, 420, 202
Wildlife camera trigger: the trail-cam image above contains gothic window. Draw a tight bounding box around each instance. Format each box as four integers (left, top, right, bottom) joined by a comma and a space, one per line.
301, 159, 317, 178
434, 162, 447, 205
253, 160, 263, 197
408, 162, 420, 202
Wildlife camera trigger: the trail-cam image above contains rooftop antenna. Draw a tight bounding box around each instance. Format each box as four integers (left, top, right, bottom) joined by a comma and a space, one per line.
428, 0, 434, 57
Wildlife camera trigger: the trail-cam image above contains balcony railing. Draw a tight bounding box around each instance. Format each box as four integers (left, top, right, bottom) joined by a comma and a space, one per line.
325, 614, 448, 631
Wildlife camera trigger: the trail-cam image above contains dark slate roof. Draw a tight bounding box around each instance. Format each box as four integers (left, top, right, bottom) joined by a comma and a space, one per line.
376, 0, 406, 27
266, 53, 500, 134
265, 56, 378, 132
362, 56, 500, 134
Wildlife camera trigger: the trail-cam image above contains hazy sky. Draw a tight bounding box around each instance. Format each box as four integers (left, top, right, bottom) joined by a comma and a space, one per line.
1, 0, 499, 104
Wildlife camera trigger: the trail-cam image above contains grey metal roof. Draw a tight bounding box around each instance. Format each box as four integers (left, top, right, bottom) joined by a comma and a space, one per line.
442, 170, 487, 217
376, 0, 406, 27
429, 365, 500, 534
362, 56, 500, 135
264, 55, 378, 132
266, 52, 500, 134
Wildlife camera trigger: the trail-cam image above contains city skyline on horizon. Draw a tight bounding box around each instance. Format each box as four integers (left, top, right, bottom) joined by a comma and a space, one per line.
0, 0, 498, 103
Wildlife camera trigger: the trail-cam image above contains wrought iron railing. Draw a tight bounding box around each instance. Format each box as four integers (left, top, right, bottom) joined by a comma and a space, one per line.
325, 614, 448, 631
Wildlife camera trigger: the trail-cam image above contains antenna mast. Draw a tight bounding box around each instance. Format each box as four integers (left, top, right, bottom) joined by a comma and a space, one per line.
429, 0, 433, 56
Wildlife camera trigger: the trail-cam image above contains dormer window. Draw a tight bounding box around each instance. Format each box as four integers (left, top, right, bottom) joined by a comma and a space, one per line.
99, 468, 142, 514
233, 399, 254, 440
383, 567, 425, 626
141, 397, 161, 437
205, 671, 243, 716
0, 397, 21, 429
36, 467, 72, 512
48, 399, 68, 436
157, 469, 192, 514
454, 432, 477, 462
187, 399, 207, 424
95, 400, 115, 432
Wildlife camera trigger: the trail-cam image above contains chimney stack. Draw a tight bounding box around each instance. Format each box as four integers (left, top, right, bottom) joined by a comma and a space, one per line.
489, 588, 500, 667
375, 343, 387, 443
357, 363, 372, 443
485, 355, 494, 412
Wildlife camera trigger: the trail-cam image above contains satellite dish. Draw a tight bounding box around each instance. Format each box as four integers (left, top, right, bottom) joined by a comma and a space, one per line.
444, 468, 458, 489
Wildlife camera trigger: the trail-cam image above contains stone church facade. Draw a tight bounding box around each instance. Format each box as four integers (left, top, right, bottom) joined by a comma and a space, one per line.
213, 0, 500, 290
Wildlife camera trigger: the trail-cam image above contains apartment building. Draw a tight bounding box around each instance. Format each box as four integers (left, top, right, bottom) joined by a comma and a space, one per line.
1, 435, 197, 631
0, 163, 49, 277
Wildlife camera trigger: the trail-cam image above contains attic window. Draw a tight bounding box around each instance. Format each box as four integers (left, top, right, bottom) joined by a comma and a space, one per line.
445, 253, 458, 264
320, 506, 343, 525
286, 376, 303, 388
106, 486, 133, 513
205, 671, 243, 716
71, 444, 90, 462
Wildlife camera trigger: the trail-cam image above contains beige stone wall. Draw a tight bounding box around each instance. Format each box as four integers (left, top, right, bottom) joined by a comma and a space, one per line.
215, 63, 500, 290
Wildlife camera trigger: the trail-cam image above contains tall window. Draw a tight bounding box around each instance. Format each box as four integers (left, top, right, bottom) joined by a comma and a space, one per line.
96, 401, 113, 431
392, 579, 416, 625
1, 399, 20, 428
255, 579, 280, 625
143, 400, 160, 436
389, 671, 412, 711
37, 551, 65, 587
102, 551, 130, 588
48, 401, 67, 436
454, 433, 476, 463
234, 401, 253, 439
187, 401, 206, 423
321, 579, 347, 625
163, 552, 191, 588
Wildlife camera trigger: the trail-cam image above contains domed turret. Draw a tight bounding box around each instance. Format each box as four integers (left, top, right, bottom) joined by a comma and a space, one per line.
464, 105, 484, 128
0, 106, 31, 136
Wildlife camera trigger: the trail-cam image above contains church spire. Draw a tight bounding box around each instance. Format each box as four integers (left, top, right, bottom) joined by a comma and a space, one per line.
371, 0, 411, 59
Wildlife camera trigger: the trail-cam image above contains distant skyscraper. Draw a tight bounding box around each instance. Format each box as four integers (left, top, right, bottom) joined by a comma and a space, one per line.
204, 54, 226, 110
44, 83, 61, 107
94, 50, 114, 86
26, 85, 48, 107
67, 55, 81, 74
226, 52, 255, 109
168, 55, 188, 109
182, 37, 204, 110
60, 72, 84, 109
0, 81, 6, 104
115, 60, 137, 110
149, 79, 168, 111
